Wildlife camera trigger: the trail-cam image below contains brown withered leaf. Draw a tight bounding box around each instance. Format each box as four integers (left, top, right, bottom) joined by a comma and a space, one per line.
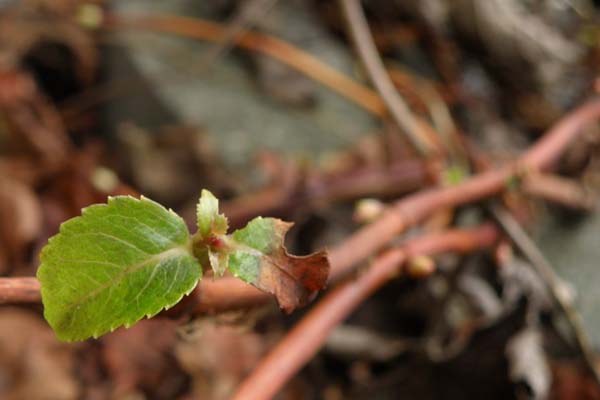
227, 217, 329, 313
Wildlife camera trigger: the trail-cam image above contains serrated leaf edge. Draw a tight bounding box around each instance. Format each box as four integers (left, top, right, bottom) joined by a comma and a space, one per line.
38, 195, 200, 341
90, 276, 198, 340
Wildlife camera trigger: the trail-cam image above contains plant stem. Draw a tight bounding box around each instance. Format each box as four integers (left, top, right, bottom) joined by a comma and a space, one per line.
339, 0, 439, 156
522, 172, 596, 211
221, 158, 435, 228
0, 277, 41, 303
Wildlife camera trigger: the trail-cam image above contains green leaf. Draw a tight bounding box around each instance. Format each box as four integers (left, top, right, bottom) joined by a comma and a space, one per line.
37, 196, 201, 341
196, 189, 228, 238
208, 250, 229, 277
195, 189, 229, 276
228, 217, 329, 312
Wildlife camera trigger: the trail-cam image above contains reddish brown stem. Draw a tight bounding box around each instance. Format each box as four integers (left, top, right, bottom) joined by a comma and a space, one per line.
522, 172, 596, 211
231, 223, 499, 400
222, 158, 433, 228
194, 277, 272, 314
328, 167, 507, 279
0, 277, 41, 303
328, 97, 600, 279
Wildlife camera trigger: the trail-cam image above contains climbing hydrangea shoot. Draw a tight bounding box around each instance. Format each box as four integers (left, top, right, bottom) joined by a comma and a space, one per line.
37, 190, 330, 341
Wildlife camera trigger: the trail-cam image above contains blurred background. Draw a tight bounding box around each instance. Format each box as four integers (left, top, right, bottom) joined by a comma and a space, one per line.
1, 0, 600, 399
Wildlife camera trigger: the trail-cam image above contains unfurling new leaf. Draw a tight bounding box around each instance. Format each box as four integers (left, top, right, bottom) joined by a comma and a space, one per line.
196, 189, 228, 238
37, 190, 330, 341
195, 189, 229, 276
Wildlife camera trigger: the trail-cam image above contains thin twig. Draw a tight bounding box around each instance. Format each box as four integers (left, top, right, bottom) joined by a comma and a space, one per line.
198, 0, 279, 71
194, 277, 271, 314
522, 172, 596, 211
339, 0, 438, 156
231, 224, 499, 400
0, 277, 40, 303
488, 204, 600, 386
220, 158, 434, 228
387, 65, 468, 166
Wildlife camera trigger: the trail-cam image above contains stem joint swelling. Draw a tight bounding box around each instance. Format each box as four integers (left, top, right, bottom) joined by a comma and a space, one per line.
36, 190, 330, 341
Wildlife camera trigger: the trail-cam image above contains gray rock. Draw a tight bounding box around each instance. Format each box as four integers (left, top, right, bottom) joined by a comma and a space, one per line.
107, 0, 378, 167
